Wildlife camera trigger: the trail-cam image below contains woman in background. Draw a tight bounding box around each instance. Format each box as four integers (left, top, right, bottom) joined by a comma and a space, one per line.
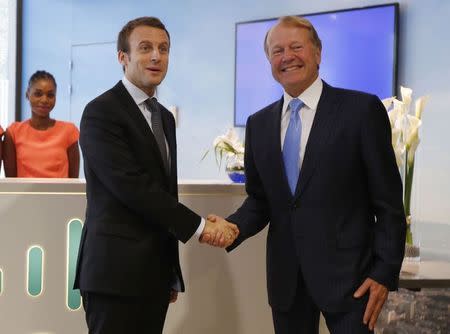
3, 70, 80, 178
0, 126, 4, 171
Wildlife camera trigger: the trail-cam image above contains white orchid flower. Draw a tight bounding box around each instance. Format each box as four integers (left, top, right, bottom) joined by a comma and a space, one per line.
210, 128, 245, 170
394, 145, 406, 168
400, 86, 413, 110
391, 128, 405, 167
388, 103, 405, 129
214, 128, 244, 153
404, 116, 422, 148
391, 127, 402, 147
224, 128, 240, 142
382, 96, 395, 111
415, 95, 429, 120
383, 88, 426, 169
213, 135, 225, 147
407, 135, 420, 166
403, 115, 421, 166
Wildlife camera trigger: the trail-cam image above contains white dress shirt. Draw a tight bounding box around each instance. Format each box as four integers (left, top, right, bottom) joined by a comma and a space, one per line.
121, 76, 205, 241
280, 76, 323, 168
121, 76, 170, 159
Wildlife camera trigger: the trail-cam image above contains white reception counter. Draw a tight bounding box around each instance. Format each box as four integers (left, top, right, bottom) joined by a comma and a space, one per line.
1, 179, 448, 333
0, 178, 273, 334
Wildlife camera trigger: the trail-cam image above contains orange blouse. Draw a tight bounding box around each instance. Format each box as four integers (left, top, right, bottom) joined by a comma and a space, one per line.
8, 120, 79, 178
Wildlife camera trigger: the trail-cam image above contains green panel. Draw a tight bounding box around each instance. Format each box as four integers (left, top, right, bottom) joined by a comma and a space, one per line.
67, 219, 83, 310
27, 246, 43, 296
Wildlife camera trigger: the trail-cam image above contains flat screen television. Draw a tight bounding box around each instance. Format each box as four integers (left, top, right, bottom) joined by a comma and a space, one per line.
234, 3, 399, 126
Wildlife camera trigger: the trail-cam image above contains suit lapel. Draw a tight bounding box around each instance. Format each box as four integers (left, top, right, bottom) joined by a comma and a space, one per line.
111, 81, 168, 177
294, 82, 340, 200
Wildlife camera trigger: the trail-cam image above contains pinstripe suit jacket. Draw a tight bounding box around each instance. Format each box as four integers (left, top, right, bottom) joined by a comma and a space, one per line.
227, 82, 406, 312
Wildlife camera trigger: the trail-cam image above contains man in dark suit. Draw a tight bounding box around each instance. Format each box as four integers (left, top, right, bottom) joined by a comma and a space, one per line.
205, 16, 406, 333
74, 17, 238, 334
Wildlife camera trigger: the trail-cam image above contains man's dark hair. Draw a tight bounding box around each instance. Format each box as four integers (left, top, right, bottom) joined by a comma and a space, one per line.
117, 16, 170, 53
27, 70, 57, 91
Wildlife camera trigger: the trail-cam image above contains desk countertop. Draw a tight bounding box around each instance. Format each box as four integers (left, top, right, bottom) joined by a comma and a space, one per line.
400, 260, 450, 288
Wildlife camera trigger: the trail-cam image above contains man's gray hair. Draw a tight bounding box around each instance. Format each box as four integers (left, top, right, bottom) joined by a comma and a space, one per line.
264, 16, 322, 56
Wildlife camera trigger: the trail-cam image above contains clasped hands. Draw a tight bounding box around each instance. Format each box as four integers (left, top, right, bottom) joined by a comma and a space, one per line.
199, 214, 239, 248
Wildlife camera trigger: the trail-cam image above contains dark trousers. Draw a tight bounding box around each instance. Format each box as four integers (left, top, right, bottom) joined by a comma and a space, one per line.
81, 291, 169, 334
272, 274, 373, 334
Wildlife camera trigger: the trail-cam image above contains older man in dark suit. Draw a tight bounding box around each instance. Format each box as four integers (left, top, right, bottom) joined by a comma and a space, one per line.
74, 16, 238, 334
205, 16, 406, 333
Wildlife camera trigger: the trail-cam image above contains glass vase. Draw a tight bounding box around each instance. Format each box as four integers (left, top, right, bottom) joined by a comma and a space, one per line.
225, 155, 245, 183
404, 215, 420, 262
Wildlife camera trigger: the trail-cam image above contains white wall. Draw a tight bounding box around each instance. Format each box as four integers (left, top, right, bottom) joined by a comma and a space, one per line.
20, 0, 450, 237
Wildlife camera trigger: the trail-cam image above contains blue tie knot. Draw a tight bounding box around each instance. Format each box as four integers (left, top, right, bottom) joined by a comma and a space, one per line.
289, 98, 303, 117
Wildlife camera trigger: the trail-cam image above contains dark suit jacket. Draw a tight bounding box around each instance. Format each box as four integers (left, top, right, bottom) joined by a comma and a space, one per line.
227, 82, 406, 312
74, 81, 201, 300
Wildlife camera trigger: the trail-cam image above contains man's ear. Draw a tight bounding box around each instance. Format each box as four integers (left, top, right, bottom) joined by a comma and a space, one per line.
315, 47, 321, 68
118, 50, 128, 67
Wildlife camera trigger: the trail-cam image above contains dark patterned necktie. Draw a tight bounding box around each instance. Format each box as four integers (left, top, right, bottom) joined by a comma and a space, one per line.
145, 97, 169, 173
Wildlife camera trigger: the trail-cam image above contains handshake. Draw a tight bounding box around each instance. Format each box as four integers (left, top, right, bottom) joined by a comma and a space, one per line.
199, 214, 239, 248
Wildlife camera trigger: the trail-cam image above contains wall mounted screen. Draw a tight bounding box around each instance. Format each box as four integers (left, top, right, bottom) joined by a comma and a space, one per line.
234, 3, 398, 126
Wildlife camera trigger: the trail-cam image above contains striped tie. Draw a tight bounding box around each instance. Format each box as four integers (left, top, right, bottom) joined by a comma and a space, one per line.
145, 98, 169, 173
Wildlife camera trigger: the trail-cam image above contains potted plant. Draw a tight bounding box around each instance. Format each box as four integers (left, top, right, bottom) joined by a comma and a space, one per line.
203, 128, 245, 183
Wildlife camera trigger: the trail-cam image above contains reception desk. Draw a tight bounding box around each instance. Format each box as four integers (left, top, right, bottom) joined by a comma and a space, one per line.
0, 179, 273, 334
0, 179, 448, 333
400, 260, 450, 289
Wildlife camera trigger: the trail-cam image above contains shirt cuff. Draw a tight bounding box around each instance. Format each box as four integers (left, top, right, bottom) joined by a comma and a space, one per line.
191, 217, 206, 241
171, 276, 182, 292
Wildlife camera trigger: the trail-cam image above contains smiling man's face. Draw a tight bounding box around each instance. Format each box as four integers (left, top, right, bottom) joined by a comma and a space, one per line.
266, 23, 321, 97
119, 25, 170, 96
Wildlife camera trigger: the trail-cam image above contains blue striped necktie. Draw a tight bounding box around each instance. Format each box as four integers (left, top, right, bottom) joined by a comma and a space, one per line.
283, 98, 304, 195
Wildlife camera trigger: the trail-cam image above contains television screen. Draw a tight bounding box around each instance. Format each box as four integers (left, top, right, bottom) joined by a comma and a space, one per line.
234, 3, 398, 126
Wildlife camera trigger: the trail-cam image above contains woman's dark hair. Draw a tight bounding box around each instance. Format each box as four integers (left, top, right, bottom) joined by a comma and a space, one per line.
27, 70, 57, 91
